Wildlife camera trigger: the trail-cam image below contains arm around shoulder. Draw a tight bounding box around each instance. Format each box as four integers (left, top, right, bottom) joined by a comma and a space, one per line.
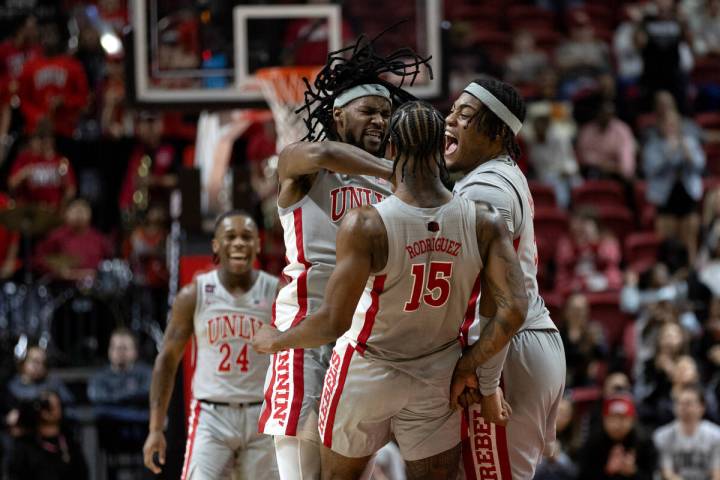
278, 140, 392, 182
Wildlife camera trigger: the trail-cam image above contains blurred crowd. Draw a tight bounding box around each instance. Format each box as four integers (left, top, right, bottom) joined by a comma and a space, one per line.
0, 0, 718, 478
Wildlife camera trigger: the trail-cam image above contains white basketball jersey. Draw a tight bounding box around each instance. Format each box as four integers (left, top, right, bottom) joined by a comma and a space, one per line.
274, 169, 393, 331
342, 195, 483, 380
192, 269, 278, 403
453, 156, 556, 332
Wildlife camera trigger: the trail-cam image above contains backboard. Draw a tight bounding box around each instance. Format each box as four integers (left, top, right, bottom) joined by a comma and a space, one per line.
130, 0, 444, 107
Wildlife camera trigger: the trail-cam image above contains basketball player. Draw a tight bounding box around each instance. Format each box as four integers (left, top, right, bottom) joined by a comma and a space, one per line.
142, 211, 279, 479
258, 36, 432, 479
445, 75, 566, 479
253, 101, 528, 480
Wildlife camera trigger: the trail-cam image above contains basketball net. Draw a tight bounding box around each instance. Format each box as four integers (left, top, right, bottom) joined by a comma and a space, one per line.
255, 66, 322, 153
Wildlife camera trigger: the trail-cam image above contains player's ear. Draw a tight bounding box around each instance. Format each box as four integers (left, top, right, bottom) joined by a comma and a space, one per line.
211, 238, 219, 257
333, 107, 345, 132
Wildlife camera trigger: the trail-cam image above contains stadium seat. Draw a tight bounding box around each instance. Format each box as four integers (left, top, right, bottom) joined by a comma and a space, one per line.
585, 291, 632, 348
594, 204, 635, 242
624, 231, 661, 273
633, 180, 656, 230
507, 5, 555, 30
522, 27, 563, 54
528, 180, 557, 209
534, 206, 570, 265
692, 57, 720, 85
571, 180, 626, 210
694, 112, 720, 130
705, 144, 720, 177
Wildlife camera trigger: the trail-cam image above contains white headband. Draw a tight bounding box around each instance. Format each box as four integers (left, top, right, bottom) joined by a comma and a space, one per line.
333, 84, 391, 108
463, 82, 523, 135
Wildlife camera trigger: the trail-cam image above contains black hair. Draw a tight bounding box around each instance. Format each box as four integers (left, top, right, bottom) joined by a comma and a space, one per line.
296, 25, 433, 142
387, 101, 448, 182
213, 209, 255, 236
468, 75, 526, 160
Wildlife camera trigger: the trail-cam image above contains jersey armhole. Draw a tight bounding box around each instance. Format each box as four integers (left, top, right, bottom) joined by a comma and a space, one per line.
277, 169, 327, 216
192, 274, 206, 320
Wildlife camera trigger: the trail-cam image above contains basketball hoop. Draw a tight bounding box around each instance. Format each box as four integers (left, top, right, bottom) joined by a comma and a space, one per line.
255, 66, 322, 152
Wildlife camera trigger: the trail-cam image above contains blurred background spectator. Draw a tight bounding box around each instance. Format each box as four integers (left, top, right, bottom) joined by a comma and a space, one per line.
577, 394, 657, 480
652, 385, 720, 480
6, 390, 88, 480
6, 346, 73, 407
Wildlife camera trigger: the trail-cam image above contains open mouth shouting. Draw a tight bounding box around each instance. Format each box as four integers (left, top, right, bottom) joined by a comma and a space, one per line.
444, 131, 459, 157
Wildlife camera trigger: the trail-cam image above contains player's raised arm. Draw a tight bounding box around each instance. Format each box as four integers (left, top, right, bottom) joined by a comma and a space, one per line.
142, 282, 196, 474
278, 140, 393, 182
450, 203, 527, 409
253, 206, 386, 352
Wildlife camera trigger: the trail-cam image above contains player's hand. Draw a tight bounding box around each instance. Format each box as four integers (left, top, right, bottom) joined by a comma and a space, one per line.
252, 323, 283, 353
450, 356, 479, 409
143, 430, 166, 474
458, 387, 481, 409
479, 388, 511, 426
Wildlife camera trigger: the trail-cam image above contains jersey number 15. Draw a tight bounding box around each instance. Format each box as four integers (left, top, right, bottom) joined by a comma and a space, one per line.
404, 261, 453, 312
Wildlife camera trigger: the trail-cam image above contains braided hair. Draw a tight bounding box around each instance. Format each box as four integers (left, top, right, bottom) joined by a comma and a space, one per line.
468, 75, 526, 160
296, 27, 433, 142
388, 101, 448, 182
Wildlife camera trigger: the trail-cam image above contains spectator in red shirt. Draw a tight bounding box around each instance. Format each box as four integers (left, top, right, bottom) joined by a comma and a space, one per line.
0, 192, 20, 279
8, 123, 76, 210
34, 198, 112, 282
0, 14, 41, 146
119, 111, 177, 222
555, 209, 623, 295
17, 24, 89, 138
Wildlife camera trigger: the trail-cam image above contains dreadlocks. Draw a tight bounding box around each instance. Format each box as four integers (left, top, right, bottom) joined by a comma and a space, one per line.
388, 101, 448, 183
469, 75, 526, 160
296, 27, 433, 142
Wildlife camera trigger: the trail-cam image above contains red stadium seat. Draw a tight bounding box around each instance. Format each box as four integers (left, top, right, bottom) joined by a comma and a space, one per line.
585, 291, 632, 348
705, 144, 720, 177
695, 112, 720, 130
521, 27, 563, 54
692, 57, 720, 85
534, 206, 570, 264
528, 180, 557, 209
507, 5, 555, 30
624, 232, 661, 273
572, 180, 626, 210
594, 205, 635, 242
633, 180, 656, 230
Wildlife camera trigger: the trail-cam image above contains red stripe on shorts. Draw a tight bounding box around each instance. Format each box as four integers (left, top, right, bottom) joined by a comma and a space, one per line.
321, 345, 355, 448
257, 353, 277, 433
495, 424, 512, 479
286, 348, 305, 436
461, 408, 478, 480
459, 273, 482, 347
181, 399, 202, 480
355, 275, 386, 354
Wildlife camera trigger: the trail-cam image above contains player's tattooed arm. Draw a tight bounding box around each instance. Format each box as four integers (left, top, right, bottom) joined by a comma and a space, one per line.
450, 203, 527, 408
253, 206, 387, 353
469, 203, 527, 367
143, 282, 195, 473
